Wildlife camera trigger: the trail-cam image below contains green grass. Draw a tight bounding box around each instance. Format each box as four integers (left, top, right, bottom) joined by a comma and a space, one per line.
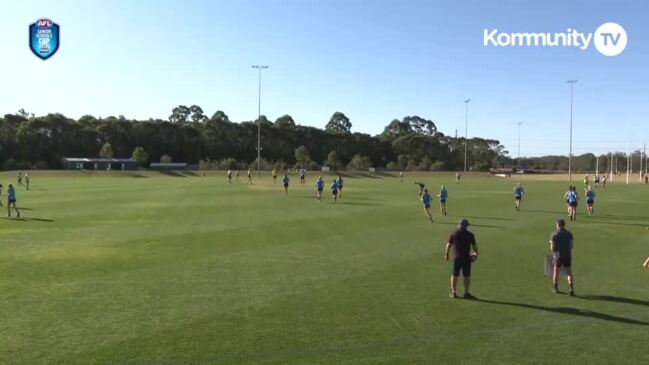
1, 171, 648, 364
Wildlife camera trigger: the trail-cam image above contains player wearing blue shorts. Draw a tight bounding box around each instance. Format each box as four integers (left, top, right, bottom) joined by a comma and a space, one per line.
336, 176, 344, 198
514, 182, 525, 211
7, 184, 19, 218
331, 180, 339, 203
438, 185, 448, 216
315, 176, 325, 202
422, 189, 433, 223
567, 187, 578, 221
585, 186, 595, 215
282, 174, 289, 197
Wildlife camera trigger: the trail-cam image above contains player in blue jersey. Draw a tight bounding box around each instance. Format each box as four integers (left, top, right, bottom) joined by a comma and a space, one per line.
315, 176, 325, 202
414, 180, 425, 196
421, 189, 433, 223
282, 174, 289, 197
567, 186, 579, 221
336, 176, 344, 198
331, 179, 339, 203
438, 185, 448, 216
585, 185, 595, 215
514, 182, 525, 211
7, 184, 20, 218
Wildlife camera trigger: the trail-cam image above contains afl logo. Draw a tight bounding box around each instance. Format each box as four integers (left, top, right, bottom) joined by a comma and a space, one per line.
29, 18, 60, 60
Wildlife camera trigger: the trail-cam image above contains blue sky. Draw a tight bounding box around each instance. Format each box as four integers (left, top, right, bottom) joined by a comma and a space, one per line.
1, 0, 648, 156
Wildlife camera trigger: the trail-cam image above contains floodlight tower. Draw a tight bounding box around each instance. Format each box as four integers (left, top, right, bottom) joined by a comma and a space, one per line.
252, 65, 269, 179
566, 80, 577, 183
464, 99, 471, 173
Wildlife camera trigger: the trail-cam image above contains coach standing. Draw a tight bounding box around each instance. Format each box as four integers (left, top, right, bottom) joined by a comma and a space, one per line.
445, 219, 479, 299
550, 219, 575, 296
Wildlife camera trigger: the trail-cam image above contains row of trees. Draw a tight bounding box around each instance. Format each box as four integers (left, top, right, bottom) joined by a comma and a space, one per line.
515, 152, 647, 173
0, 106, 511, 171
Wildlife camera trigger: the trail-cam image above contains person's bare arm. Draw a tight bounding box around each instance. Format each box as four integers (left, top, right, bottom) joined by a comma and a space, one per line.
444, 241, 452, 261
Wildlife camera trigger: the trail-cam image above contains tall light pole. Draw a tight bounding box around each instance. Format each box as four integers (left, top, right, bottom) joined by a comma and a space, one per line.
517, 122, 522, 167
626, 127, 630, 185
464, 99, 471, 173
252, 65, 269, 179
567, 80, 577, 183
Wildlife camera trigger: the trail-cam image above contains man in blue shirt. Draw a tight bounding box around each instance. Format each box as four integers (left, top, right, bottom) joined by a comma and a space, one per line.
421, 189, 433, 223
585, 186, 595, 215
438, 185, 448, 216
282, 174, 289, 197
550, 219, 575, 296
336, 176, 344, 198
315, 176, 325, 202
7, 184, 20, 218
514, 182, 525, 211
331, 179, 339, 203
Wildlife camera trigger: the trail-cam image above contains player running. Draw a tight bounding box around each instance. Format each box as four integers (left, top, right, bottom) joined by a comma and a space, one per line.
583, 174, 589, 187
438, 185, 448, 216
514, 182, 525, 211
0, 184, 3, 207
567, 186, 579, 221
247, 169, 253, 185
25, 172, 31, 190
272, 168, 278, 184
456, 172, 461, 184
602, 176, 607, 189
17, 172, 23, 187
299, 168, 306, 184
564, 186, 573, 213
227, 170, 232, 184
399, 171, 403, 182
331, 179, 339, 203
336, 176, 344, 198
7, 184, 19, 218
585, 186, 595, 215
315, 176, 325, 202
414, 180, 425, 196
282, 174, 289, 197
421, 189, 433, 223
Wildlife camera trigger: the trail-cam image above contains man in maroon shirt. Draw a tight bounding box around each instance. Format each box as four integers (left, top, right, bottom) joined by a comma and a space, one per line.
445, 219, 479, 299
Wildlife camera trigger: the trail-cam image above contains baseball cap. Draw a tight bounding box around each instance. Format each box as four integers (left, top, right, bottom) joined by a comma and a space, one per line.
458, 219, 470, 228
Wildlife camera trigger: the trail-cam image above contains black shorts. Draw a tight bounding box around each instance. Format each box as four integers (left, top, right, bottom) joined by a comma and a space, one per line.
587, 200, 594, 205
440, 200, 446, 204
283, 184, 289, 188
424, 204, 431, 209
317, 188, 323, 193
569, 201, 577, 207
452, 257, 472, 277
332, 190, 338, 195
515, 196, 522, 201
8, 198, 16, 204
556, 256, 572, 268
338, 186, 343, 190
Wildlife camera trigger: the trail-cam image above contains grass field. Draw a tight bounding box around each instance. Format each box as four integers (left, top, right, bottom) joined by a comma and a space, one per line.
1, 171, 648, 364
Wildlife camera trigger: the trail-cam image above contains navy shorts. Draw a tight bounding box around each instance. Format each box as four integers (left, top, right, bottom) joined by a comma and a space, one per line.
283, 184, 289, 188
452, 257, 472, 277
515, 196, 522, 201
440, 200, 446, 204
587, 200, 594, 205
569, 201, 577, 207
332, 190, 338, 194
8, 198, 16, 204
317, 188, 323, 193
555, 256, 572, 268
424, 204, 431, 209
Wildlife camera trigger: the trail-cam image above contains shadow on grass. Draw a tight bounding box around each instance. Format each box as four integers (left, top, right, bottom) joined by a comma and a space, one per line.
477, 298, 649, 326
463, 215, 514, 221
156, 170, 198, 177
0, 217, 55, 223
580, 295, 649, 307
583, 220, 648, 228
434, 222, 504, 229
604, 214, 649, 220
341, 201, 384, 206
17, 207, 35, 211
521, 209, 566, 215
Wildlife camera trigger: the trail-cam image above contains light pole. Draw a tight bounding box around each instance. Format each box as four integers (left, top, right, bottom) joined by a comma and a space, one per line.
517, 122, 522, 167
626, 127, 630, 185
567, 80, 577, 183
464, 99, 471, 173
252, 65, 269, 179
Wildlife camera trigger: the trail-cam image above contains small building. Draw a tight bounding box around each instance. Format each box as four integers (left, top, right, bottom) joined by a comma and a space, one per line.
62, 158, 138, 171
149, 162, 188, 170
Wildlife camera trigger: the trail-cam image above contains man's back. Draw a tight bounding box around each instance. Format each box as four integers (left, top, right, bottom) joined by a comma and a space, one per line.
551, 228, 573, 257
449, 229, 475, 259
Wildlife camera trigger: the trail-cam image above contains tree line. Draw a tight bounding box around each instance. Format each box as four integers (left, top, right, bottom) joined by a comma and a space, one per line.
2, 105, 625, 172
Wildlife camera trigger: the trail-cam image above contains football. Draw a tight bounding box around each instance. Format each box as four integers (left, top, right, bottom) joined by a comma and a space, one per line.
470, 253, 478, 262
